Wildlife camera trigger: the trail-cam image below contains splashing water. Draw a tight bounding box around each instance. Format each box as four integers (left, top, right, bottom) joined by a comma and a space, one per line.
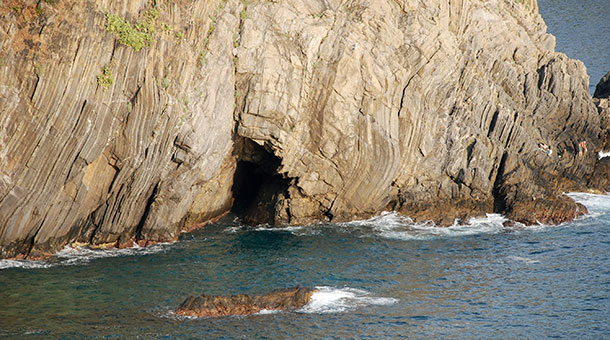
299, 286, 398, 314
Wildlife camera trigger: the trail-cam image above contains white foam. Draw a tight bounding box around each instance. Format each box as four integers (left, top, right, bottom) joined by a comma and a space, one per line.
254, 225, 306, 233
224, 226, 242, 233
598, 151, 610, 159
507, 255, 540, 264
299, 286, 398, 314
160, 309, 199, 321
0, 259, 53, 270
344, 212, 506, 240
0, 243, 171, 270
255, 309, 281, 315
565, 192, 610, 213
225, 224, 321, 236
54, 243, 171, 265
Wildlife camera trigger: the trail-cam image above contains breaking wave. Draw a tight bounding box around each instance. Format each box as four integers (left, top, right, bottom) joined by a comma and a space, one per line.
0, 259, 53, 270
299, 286, 398, 314
227, 212, 508, 240
565, 192, 610, 214
0, 243, 171, 270
342, 212, 506, 241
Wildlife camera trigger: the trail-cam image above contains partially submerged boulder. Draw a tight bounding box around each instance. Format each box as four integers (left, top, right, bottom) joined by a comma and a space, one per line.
175, 287, 317, 317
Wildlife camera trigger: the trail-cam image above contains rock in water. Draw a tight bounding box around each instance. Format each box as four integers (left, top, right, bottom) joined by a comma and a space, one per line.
175, 287, 317, 317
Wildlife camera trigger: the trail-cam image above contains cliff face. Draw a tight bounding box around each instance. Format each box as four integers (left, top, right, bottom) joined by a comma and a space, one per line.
0, 0, 606, 258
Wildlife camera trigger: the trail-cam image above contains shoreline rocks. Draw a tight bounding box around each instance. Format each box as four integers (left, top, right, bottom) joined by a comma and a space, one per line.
1, 0, 609, 258
175, 287, 317, 317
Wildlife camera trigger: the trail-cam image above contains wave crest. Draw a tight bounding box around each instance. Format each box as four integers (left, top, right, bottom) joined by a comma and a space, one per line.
299, 286, 398, 314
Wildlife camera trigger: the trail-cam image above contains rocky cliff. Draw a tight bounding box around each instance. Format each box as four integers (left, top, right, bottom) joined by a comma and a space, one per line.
0, 0, 607, 259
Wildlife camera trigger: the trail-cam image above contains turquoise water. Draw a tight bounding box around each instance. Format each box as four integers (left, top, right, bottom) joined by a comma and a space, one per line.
1, 193, 609, 339
538, 0, 610, 93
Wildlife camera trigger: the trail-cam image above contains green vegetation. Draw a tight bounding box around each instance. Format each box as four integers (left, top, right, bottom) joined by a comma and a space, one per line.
104, 8, 160, 51
197, 50, 207, 65
162, 77, 170, 89
105, 13, 151, 51
135, 8, 158, 34
197, 0, 228, 65
34, 63, 45, 76
161, 23, 172, 33
97, 65, 114, 89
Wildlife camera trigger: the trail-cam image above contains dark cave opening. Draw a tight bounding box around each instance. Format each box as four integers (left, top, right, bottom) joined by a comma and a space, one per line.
231, 161, 267, 216
231, 139, 289, 225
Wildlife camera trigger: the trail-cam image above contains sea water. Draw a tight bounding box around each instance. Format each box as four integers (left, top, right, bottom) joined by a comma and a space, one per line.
1, 193, 609, 339
2, 2, 610, 339
538, 0, 610, 93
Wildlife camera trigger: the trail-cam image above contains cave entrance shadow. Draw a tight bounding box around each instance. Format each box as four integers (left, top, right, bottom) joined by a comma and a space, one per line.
230, 139, 289, 226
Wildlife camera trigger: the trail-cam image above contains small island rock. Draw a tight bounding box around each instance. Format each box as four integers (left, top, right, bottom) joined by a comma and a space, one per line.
175, 287, 317, 317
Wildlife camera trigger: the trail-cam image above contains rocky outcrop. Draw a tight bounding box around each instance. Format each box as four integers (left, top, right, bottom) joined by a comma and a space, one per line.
594, 71, 610, 99
175, 287, 317, 317
0, 0, 608, 258
594, 71, 610, 170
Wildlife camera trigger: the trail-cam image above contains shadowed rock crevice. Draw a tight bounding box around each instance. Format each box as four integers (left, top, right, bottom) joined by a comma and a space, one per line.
231, 138, 289, 225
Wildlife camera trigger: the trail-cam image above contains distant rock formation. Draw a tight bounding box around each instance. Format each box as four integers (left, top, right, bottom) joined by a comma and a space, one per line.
175, 287, 317, 317
593, 71, 610, 171
1, 0, 608, 258
594, 71, 610, 99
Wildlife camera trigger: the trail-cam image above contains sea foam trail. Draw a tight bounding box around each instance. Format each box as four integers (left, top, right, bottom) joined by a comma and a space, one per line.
343, 212, 506, 241
0, 243, 171, 270
0, 259, 53, 270
565, 192, 610, 214
299, 286, 398, 314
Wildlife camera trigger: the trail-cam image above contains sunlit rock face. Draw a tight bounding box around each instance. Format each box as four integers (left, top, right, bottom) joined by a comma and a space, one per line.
0, 0, 607, 258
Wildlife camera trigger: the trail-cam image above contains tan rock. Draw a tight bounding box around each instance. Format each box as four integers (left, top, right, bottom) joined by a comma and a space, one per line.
0, 0, 608, 258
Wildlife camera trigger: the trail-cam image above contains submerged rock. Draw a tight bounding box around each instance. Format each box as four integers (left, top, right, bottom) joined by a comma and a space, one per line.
1, 0, 609, 258
175, 287, 317, 317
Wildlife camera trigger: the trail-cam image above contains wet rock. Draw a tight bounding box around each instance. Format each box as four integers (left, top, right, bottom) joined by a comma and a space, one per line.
175, 287, 317, 317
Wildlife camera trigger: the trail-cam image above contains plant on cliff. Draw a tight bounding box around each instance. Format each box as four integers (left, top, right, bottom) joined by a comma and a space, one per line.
97, 65, 114, 89
197, 0, 228, 66
104, 9, 160, 52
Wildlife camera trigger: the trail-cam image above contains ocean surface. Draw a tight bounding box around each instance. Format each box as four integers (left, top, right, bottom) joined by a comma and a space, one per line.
538, 0, 610, 93
1, 193, 609, 339
2, 3, 610, 339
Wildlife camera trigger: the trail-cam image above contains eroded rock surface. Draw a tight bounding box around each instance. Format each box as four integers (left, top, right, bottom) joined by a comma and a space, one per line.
0, 0, 608, 258
175, 287, 317, 317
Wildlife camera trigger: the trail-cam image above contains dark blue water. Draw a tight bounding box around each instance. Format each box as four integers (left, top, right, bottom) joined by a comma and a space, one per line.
1, 193, 609, 339
538, 0, 610, 93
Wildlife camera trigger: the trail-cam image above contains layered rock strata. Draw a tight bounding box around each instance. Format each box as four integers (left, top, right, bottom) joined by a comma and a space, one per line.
175, 287, 317, 317
0, 0, 608, 258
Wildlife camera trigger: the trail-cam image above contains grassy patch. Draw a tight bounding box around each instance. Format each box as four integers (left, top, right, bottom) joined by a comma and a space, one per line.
105, 13, 151, 51
104, 8, 160, 51
97, 65, 114, 89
